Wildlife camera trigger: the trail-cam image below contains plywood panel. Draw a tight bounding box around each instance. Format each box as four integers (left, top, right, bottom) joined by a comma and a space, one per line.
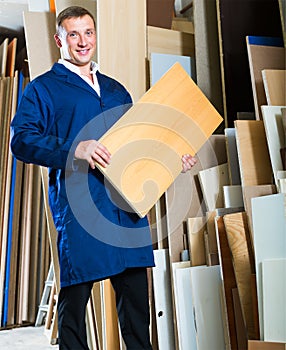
262, 69, 286, 106
251, 193, 286, 340
223, 212, 256, 339
147, 0, 174, 29
235, 120, 273, 186
261, 106, 285, 188
147, 25, 195, 57
198, 163, 230, 211
248, 340, 286, 350
23, 11, 60, 80
215, 216, 238, 350
262, 259, 286, 342
186, 217, 206, 266
97, 0, 146, 102
246, 38, 285, 120
97, 62, 223, 217
152, 249, 175, 350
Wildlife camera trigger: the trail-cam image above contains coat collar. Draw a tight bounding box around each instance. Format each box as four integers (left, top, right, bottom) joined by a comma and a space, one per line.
51, 62, 112, 98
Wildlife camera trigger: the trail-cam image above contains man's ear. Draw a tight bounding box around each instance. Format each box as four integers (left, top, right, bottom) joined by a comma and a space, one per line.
54, 34, 62, 48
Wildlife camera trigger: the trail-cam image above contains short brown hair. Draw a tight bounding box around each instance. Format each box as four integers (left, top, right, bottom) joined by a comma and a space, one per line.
56, 6, 96, 31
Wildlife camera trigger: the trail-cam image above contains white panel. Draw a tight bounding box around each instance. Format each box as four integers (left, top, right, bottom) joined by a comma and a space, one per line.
261, 105, 285, 188
172, 262, 198, 350
28, 0, 50, 11
251, 193, 286, 340
262, 259, 286, 342
152, 250, 175, 350
198, 163, 230, 211
150, 52, 194, 85
190, 265, 226, 350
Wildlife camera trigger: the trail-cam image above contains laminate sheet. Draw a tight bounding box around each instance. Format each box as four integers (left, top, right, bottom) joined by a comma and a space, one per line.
23, 11, 60, 80
198, 163, 230, 211
262, 259, 286, 342
152, 249, 175, 350
246, 37, 285, 120
251, 193, 286, 340
235, 120, 273, 186
172, 262, 198, 350
190, 265, 225, 350
97, 62, 223, 217
262, 69, 286, 106
97, 0, 146, 103
223, 185, 243, 208
261, 106, 286, 188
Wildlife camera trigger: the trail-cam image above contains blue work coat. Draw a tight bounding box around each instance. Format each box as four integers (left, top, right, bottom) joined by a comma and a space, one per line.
10, 63, 155, 287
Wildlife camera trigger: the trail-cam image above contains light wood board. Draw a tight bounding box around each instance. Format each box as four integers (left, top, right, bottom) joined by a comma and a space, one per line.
261, 105, 285, 188
98, 62, 223, 217
235, 120, 273, 186
23, 11, 60, 80
0, 38, 8, 78
248, 340, 286, 350
97, 0, 146, 103
186, 217, 206, 266
262, 69, 286, 106
246, 38, 285, 120
251, 193, 286, 340
262, 259, 286, 342
198, 163, 230, 211
147, 26, 195, 58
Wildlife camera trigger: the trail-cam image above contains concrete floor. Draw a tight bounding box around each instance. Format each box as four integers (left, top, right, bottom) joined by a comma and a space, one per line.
0, 326, 59, 350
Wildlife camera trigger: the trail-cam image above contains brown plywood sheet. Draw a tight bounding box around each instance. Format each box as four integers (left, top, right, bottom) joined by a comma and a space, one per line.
235, 120, 273, 186
223, 212, 257, 340
262, 69, 286, 106
248, 340, 286, 350
147, 0, 174, 29
97, 62, 223, 218
246, 40, 285, 120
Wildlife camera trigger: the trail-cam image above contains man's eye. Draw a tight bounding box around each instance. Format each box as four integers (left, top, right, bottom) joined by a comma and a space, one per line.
68, 33, 78, 38
86, 30, 95, 36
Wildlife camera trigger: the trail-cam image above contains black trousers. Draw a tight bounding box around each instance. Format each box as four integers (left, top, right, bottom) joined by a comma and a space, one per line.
57, 267, 153, 350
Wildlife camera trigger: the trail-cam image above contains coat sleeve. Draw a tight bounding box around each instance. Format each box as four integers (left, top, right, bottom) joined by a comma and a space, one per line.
10, 81, 76, 170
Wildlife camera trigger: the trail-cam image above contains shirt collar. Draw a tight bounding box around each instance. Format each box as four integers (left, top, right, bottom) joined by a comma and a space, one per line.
58, 59, 99, 75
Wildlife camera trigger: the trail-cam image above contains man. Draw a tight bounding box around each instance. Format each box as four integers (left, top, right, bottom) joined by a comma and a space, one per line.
10, 6, 197, 350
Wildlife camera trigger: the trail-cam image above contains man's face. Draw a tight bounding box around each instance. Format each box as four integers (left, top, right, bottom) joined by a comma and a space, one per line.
56, 14, 96, 66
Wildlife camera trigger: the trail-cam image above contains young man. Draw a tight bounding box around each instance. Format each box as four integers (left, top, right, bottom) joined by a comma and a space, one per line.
10, 6, 196, 349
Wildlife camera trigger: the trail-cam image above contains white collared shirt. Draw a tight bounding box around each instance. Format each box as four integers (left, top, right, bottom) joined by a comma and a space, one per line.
58, 59, 101, 97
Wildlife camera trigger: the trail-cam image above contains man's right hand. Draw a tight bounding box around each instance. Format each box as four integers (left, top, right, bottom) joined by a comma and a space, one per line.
74, 140, 111, 169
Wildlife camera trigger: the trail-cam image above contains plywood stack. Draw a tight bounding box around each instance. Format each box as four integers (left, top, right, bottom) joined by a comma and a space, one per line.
0, 37, 50, 329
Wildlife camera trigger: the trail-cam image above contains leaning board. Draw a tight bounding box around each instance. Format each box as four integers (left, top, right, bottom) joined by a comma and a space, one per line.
97, 62, 223, 217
